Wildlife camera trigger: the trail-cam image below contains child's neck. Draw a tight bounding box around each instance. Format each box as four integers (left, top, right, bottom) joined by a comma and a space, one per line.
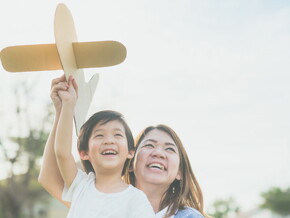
94, 172, 128, 193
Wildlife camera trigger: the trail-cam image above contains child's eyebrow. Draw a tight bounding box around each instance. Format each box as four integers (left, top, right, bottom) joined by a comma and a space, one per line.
114, 128, 124, 132
92, 129, 102, 133
92, 128, 124, 133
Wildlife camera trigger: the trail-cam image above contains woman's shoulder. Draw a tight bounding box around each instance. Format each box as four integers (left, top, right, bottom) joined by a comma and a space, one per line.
174, 207, 204, 218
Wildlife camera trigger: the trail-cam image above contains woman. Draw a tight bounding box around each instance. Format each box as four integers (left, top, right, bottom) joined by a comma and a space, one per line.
125, 125, 208, 218
38, 75, 209, 217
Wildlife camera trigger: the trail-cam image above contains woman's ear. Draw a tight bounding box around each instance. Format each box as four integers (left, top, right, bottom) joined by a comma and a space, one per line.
79, 150, 89, 160
127, 150, 135, 159
175, 171, 181, 180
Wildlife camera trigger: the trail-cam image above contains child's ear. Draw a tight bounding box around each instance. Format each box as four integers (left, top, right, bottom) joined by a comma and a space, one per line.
128, 164, 134, 173
79, 150, 89, 160
128, 156, 135, 173
127, 150, 135, 159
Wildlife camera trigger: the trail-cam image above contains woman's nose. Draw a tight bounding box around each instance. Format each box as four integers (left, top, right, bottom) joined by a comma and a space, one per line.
151, 146, 165, 158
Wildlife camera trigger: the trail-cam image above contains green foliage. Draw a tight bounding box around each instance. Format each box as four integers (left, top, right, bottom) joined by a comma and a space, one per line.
0, 81, 53, 218
260, 187, 290, 216
208, 197, 239, 218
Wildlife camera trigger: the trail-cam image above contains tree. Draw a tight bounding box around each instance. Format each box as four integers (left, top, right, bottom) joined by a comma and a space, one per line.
208, 196, 240, 218
0, 80, 53, 218
260, 186, 290, 216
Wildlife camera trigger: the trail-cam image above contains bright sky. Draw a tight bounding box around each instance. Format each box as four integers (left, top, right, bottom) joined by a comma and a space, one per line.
1, 0, 290, 213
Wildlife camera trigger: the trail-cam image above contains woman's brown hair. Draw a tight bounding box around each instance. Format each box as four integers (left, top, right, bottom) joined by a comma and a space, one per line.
124, 124, 209, 217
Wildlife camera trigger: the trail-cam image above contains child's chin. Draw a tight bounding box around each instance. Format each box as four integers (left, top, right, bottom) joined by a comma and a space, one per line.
101, 162, 123, 170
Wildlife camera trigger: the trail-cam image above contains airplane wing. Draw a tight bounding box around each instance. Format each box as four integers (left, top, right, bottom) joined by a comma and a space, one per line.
0, 41, 126, 73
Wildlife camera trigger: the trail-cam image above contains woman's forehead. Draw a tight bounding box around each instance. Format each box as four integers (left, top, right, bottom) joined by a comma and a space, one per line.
142, 129, 175, 145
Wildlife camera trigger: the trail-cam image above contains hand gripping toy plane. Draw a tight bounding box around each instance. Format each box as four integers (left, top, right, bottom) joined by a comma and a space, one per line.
0, 4, 127, 134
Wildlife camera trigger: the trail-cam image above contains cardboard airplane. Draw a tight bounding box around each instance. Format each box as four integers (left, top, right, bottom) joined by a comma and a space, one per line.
0, 3, 127, 134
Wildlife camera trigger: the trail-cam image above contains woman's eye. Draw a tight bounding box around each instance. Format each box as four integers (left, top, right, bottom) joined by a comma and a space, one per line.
144, 144, 154, 148
166, 147, 176, 152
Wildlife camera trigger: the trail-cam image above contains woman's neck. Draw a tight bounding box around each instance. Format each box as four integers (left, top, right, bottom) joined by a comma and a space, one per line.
95, 172, 128, 193
136, 182, 168, 213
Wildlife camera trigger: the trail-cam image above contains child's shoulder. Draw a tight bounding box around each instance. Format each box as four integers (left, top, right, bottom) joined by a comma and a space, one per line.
127, 185, 146, 195
126, 185, 150, 201
78, 169, 95, 181
125, 185, 155, 217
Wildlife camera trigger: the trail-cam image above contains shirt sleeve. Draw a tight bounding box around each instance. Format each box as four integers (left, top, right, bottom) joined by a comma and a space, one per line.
62, 169, 88, 202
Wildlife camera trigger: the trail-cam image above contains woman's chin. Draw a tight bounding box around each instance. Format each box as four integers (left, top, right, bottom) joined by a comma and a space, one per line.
143, 171, 167, 185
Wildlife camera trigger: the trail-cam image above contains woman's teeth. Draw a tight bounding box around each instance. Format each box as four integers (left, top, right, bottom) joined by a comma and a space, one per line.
148, 163, 164, 170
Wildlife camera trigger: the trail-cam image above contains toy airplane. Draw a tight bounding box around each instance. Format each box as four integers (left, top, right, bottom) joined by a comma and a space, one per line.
0, 4, 127, 134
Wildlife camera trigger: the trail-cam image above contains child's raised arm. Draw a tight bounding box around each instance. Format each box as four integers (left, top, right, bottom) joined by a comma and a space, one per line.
55, 76, 78, 188
38, 75, 70, 207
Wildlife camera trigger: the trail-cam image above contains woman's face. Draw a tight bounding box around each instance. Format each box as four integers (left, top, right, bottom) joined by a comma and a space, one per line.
133, 129, 181, 188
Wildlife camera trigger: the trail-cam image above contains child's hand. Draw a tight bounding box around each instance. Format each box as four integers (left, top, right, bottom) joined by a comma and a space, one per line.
57, 75, 78, 106
51, 74, 68, 113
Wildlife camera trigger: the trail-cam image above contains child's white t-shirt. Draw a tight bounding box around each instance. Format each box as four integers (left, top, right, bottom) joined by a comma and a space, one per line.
62, 169, 155, 218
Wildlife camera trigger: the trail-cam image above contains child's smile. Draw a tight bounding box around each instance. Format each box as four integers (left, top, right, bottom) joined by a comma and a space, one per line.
101, 149, 118, 155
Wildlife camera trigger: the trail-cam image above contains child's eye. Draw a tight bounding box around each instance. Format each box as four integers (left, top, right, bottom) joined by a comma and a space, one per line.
94, 134, 103, 138
115, 133, 123, 137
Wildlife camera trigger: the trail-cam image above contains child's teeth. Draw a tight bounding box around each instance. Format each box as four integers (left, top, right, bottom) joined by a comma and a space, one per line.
102, 150, 117, 155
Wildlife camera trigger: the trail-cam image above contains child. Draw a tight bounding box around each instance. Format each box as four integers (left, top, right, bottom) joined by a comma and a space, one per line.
54, 75, 155, 218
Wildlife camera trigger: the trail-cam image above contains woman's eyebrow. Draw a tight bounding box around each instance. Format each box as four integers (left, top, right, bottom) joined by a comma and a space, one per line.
165, 142, 177, 147
144, 139, 176, 147
143, 139, 157, 143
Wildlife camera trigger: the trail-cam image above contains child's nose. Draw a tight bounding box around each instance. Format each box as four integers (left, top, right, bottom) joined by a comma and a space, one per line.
103, 136, 115, 144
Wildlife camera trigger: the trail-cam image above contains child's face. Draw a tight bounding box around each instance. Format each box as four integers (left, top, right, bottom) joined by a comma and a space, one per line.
80, 120, 133, 175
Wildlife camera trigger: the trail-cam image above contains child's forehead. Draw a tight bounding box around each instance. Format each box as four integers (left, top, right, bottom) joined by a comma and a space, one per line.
93, 119, 125, 131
